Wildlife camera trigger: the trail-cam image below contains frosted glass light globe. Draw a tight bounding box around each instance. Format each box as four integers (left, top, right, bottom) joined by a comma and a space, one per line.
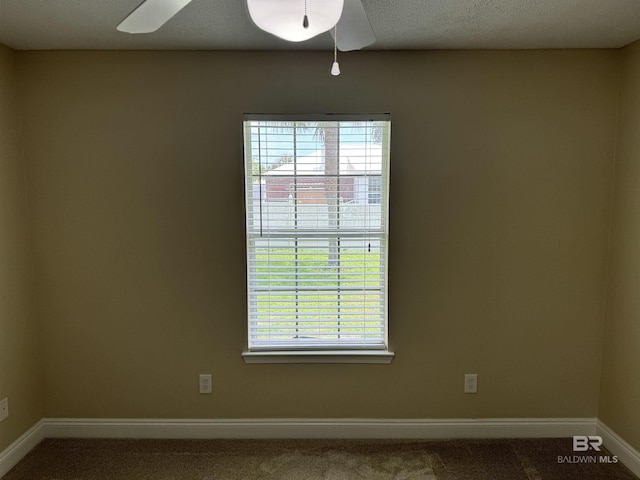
247, 0, 344, 42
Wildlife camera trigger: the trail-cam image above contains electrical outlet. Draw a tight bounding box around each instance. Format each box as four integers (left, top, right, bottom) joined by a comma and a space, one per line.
199, 374, 212, 394
464, 374, 478, 394
0, 398, 8, 421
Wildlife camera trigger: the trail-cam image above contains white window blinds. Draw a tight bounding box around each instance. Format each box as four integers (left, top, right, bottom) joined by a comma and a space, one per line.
243, 114, 391, 351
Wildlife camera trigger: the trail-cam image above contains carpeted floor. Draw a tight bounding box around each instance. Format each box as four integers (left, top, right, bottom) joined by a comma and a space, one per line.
3, 437, 638, 479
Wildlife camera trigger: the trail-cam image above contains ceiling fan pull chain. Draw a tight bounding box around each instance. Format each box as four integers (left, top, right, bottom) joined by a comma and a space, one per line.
331, 24, 340, 76
303, 0, 309, 28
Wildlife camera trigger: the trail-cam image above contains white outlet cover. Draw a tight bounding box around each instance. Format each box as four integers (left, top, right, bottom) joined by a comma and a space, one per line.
199, 374, 212, 394
464, 374, 478, 393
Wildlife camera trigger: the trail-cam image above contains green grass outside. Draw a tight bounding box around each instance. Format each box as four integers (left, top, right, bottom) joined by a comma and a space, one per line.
251, 247, 384, 341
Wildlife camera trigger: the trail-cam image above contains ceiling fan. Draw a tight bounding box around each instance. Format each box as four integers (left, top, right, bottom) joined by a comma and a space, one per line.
116, 0, 376, 52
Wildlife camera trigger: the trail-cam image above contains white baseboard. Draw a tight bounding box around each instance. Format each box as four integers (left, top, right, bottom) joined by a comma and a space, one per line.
0, 417, 609, 479
42, 417, 597, 440
597, 420, 640, 477
0, 420, 45, 478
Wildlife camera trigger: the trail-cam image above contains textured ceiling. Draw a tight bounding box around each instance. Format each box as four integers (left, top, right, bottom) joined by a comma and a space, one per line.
1, 0, 640, 51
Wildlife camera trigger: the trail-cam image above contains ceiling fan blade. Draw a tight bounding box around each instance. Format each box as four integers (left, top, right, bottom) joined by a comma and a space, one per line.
117, 0, 193, 34
331, 0, 376, 51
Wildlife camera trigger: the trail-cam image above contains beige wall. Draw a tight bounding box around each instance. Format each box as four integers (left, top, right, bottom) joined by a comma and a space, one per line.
600, 40, 640, 452
0, 44, 43, 451
16, 49, 619, 420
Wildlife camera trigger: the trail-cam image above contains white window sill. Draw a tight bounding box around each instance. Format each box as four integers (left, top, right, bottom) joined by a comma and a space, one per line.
242, 350, 395, 364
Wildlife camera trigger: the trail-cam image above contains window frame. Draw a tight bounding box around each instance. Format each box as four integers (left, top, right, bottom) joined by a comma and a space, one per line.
241, 113, 394, 364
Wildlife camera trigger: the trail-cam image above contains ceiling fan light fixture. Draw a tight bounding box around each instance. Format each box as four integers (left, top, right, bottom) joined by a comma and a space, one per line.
247, 0, 344, 42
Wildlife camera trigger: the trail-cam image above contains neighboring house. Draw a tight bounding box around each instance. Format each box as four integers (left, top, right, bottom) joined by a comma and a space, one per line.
263, 144, 382, 204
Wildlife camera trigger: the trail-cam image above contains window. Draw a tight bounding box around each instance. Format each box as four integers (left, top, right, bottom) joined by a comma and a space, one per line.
367, 176, 382, 205
242, 114, 392, 363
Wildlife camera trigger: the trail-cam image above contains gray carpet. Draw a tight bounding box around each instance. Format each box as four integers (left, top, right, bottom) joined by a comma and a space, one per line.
4, 437, 638, 479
